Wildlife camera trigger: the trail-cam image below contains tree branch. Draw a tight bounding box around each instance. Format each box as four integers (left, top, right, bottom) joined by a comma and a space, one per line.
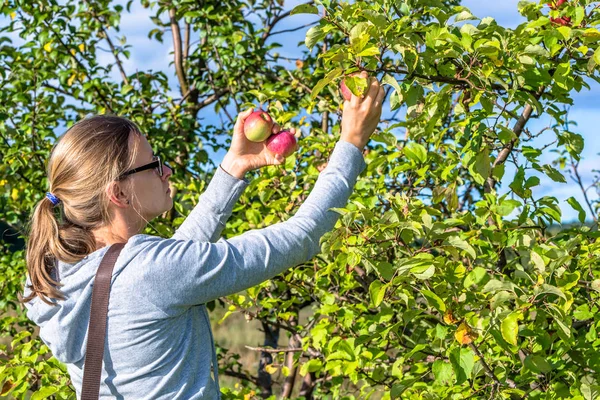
484, 87, 545, 193
260, 1, 315, 43
42, 21, 114, 112
169, 8, 189, 95
183, 22, 190, 61
570, 156, 598, 222
220, 368, 260, 386
270, 20, 319, 36
246, 346, 303, 353
81, 0, 129, 86
281, 316, 300, 398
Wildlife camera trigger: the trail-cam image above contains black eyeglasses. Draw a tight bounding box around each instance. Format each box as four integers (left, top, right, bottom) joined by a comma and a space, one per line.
119, 156, 171, 180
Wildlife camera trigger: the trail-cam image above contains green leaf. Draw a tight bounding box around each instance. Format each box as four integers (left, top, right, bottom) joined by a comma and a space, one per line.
538, 284, 567, 300
447, 236, 476, 259
567, 197, 587, 223
546, 304, 572, 339
300, 359, 323, 376
382, 74, 401, 92
357, 46, 380, 57
290, 3, 318, 15
421, 289, 446, 312
411, 264, 435, 280
404, 142, 427, 164
530, 250, 546, 273
582, 383, 600, 400
449, 347, 474, 385
399, 3, 410, 16
349, 22, 370, 53
30, 387, 59, 400
344, 75, 369, 97
305, 25, 326, 49
121, 84, 133, 95
524, 44, 550, 58
573, 304, 594, 321
464, 267, 486, 287
390, 90, 403, 111
469, 148, 491, 185
524, 355, 552, 374
496, 199, 521, 216
594, 47, 600, 65
501, 311, 522, 346
541, 164, 567, 183
369, 280, 387, 307
311, 67, 343, 100
455, 11, 478, 22
491, 291, 515, 310
557, 271, 580, 291
432, 360, 454, 385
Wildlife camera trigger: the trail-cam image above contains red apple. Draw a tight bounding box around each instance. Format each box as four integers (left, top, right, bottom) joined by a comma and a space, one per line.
244, 110, 274, 142
550, 16, 571, 25
548, 0, 568, 9
266, 130, 297, 158
340, 79, 352, 101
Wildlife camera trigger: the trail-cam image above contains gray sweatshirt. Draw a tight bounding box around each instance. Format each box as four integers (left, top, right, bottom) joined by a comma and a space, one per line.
24, 140, 366, 399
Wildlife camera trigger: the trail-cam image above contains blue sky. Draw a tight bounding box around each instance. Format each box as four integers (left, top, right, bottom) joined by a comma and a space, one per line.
5, 1, 599, 222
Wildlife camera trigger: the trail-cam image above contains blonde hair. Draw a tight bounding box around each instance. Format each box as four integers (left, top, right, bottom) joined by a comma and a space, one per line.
22, 115, 141, 305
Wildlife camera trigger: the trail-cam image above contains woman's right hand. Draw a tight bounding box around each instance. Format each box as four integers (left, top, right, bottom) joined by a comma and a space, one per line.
340, 71, 385, 151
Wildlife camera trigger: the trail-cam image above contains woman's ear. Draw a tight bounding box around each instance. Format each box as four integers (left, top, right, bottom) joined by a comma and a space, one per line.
105, 181, 130, 208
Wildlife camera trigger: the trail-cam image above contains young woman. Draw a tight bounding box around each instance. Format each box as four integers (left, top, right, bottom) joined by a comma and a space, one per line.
23, 73, 384, 399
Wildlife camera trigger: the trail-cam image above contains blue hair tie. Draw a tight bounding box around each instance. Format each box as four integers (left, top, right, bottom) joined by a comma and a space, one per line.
46, 192, 61, 206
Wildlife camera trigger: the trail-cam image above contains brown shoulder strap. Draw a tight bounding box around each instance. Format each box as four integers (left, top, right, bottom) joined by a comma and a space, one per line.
81, 243, 125, 400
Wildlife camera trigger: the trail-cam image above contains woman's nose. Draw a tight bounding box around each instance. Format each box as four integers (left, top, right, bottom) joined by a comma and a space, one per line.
162, 164, 173, 181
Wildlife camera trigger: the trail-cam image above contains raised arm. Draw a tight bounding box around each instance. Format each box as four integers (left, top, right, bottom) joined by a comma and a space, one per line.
137, 73, 385, 312
173, 108, 296, 242
171, 167, 248, 242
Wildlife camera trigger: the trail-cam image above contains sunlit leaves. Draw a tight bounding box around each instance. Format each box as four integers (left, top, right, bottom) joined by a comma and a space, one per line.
3, 0, 600, 398
567, 197, 587, 223
501, 311, 522, 347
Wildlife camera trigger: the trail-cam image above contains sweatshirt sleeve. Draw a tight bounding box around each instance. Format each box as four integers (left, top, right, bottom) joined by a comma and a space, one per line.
136, 140, 366, 312
171, 166, 248, 242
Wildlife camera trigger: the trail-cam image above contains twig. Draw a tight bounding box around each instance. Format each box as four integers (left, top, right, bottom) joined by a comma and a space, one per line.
571, 156, 598, 222
270, 21, 319, 36
485, 87, 545, 193
260, 1, 315, 43
245, 346, 304, 353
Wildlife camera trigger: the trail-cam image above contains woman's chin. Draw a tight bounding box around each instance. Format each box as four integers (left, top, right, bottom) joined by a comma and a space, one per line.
164, 197, 174, 212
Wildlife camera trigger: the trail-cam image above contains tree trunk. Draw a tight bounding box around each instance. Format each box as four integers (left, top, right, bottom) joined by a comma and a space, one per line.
257, 320, 279, 398
281, 316, 299, 398
299, 372, 316, 399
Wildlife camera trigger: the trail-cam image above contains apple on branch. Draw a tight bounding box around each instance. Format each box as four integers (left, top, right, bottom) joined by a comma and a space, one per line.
548, 0, 568, 9
548, 0, 571, 25
340, 79, 352, 101
339, 73, 370, 101
550, 16, 571, 25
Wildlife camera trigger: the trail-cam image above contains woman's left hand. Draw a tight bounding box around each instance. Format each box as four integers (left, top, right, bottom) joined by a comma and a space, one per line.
220, 108, 300, 179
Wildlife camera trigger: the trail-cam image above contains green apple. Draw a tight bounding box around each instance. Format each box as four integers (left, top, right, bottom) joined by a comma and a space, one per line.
244, 110, 274, 142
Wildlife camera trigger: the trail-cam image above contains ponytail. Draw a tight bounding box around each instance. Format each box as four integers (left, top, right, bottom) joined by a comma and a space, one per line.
22, 196, 96, 305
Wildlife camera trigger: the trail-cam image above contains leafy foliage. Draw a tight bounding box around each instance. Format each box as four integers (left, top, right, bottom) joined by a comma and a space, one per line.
1, 0, 600, 398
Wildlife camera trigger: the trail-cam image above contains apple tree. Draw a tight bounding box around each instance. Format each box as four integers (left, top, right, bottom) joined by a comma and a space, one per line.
1, 0, 600, 399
